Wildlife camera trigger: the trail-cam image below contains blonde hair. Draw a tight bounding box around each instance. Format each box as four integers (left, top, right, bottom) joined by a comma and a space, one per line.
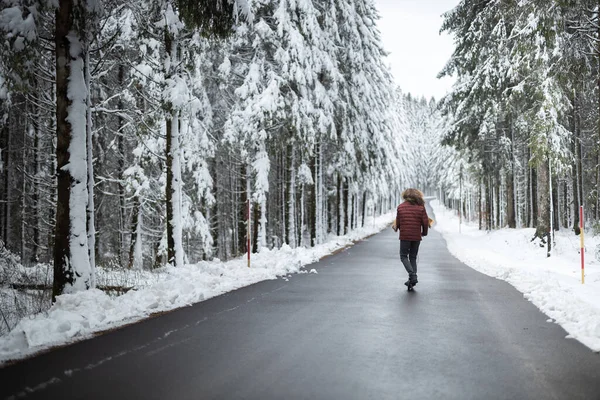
402, 188, 424, 206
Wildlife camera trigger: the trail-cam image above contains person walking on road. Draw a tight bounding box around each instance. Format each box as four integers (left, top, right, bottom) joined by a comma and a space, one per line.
392, 189, 429, 288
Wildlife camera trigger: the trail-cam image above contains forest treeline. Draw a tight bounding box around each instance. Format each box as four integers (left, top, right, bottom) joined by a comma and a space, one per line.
0, 0, 433, 298
438, 0, 600, 250
2, 0, 596, 302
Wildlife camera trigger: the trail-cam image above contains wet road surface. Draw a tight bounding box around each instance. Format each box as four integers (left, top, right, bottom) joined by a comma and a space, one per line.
2, 208, 600, 399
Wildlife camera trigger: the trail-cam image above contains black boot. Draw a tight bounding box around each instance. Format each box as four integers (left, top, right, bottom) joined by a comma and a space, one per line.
409, 274, 418, 286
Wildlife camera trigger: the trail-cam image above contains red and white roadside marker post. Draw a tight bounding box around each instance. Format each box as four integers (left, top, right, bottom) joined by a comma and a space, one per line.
580, 206, 584, 284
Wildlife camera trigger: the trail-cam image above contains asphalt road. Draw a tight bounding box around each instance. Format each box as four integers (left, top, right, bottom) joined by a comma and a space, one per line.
2, 208, 600, 400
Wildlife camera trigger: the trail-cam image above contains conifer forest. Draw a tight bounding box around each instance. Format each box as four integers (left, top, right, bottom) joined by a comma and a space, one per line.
0, 0, 599, 325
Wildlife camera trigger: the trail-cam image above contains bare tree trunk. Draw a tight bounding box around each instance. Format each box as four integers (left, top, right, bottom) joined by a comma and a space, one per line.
350, 192, 355, 230
21, 135, 26, 261
128, 197, 142, 269
258, 186, 267, 250
32, 103, 41, 262
238, 163, 247, 255
535, 159, 551, 257
117, 65, 126, 266
552, 173, 559, 232
300, 183, 306, 246
530, 164, 537, 229
361, 191, 367, 228
506, 118, 516, 228
280, 150, 285, 246
337, 174, 342, 236
344, 180, 349, 234
562, 178, 569, 229
252, 193, 259, 253
597, 152, 600, 222
597, 10, 600, 219
287, 145, 296, 247
309, 153, 316, 246
316, 143, 323, 244
228, 156, 237, 257
478, 177, 482, 230
2, 121, 10, 245
573, 89, 581, 234
577, 88, 584, 221
53, 0, 92, 300
164, 28, 184, 267
165, 112, 184, 265
494, 174, 500, 228
506, 170, 515, 228
85, 48, 96, 286
486, 177, 492, 230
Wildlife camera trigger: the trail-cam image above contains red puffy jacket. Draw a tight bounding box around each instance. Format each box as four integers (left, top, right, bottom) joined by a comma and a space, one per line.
395, 201, 429, 241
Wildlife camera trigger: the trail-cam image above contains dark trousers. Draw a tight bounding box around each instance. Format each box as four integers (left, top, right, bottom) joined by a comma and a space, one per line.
400, 240, 420, 281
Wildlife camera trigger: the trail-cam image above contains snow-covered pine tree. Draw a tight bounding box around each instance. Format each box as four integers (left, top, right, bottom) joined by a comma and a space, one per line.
439, 0, 598, 246
323, 0, 401, 235
0, 2, 56, 265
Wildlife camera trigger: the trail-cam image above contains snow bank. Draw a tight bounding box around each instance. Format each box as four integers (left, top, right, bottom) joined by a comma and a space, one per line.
431, 199, 600, 352
0, 212, 394, 363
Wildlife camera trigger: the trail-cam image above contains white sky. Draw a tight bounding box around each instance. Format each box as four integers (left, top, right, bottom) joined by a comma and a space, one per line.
375, 0, 460, 100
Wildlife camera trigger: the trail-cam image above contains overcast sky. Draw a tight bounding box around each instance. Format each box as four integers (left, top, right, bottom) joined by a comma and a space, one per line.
374, 0, 460, 100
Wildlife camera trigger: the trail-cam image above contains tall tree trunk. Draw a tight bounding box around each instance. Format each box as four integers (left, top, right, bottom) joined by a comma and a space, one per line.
228, 156, 237, 257
316, 143, 323, 244
577, 87, 584, 222
252, 195, 259, 253
530, 165, 537, 229
573, 89, 581, 234
21, 134, 26, 261
280, 150, 285, 246
344, 180, 349, 234
597, 11, 600, 213
337, 174, 342, 236
300, 183, 306, 246
506, 170, 515, 228
486, 177, 492, 230
494, 173, 500, 228
597, 151, 600, 221
2, 120, 10, 245
552, 173, 559, 231
30, 86, 42, 262
53, 0, 92, 300
85, 48, 96, 286
127, 197, 143, 269
549, 161, 554, 242
562, 179, 569, 229
361, 191, 367, 228
165, 112, 184, 266
203, 197, 212, 260
117, 64, 126, 266
506, 118, 516, 228
309, 154, 316, 246
238, 163, 248, 255
478, 177, 482, 230
287, 145, 296, 247
164, 28, 184, 267
93, 98, 107, 265
535, 159, 551, 256
259, 194, 267, 250
350, 193, 355, 230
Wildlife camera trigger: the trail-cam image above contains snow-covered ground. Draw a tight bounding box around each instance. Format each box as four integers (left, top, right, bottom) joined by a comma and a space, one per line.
430, 199, 600, 352
0, 212, 395, 364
